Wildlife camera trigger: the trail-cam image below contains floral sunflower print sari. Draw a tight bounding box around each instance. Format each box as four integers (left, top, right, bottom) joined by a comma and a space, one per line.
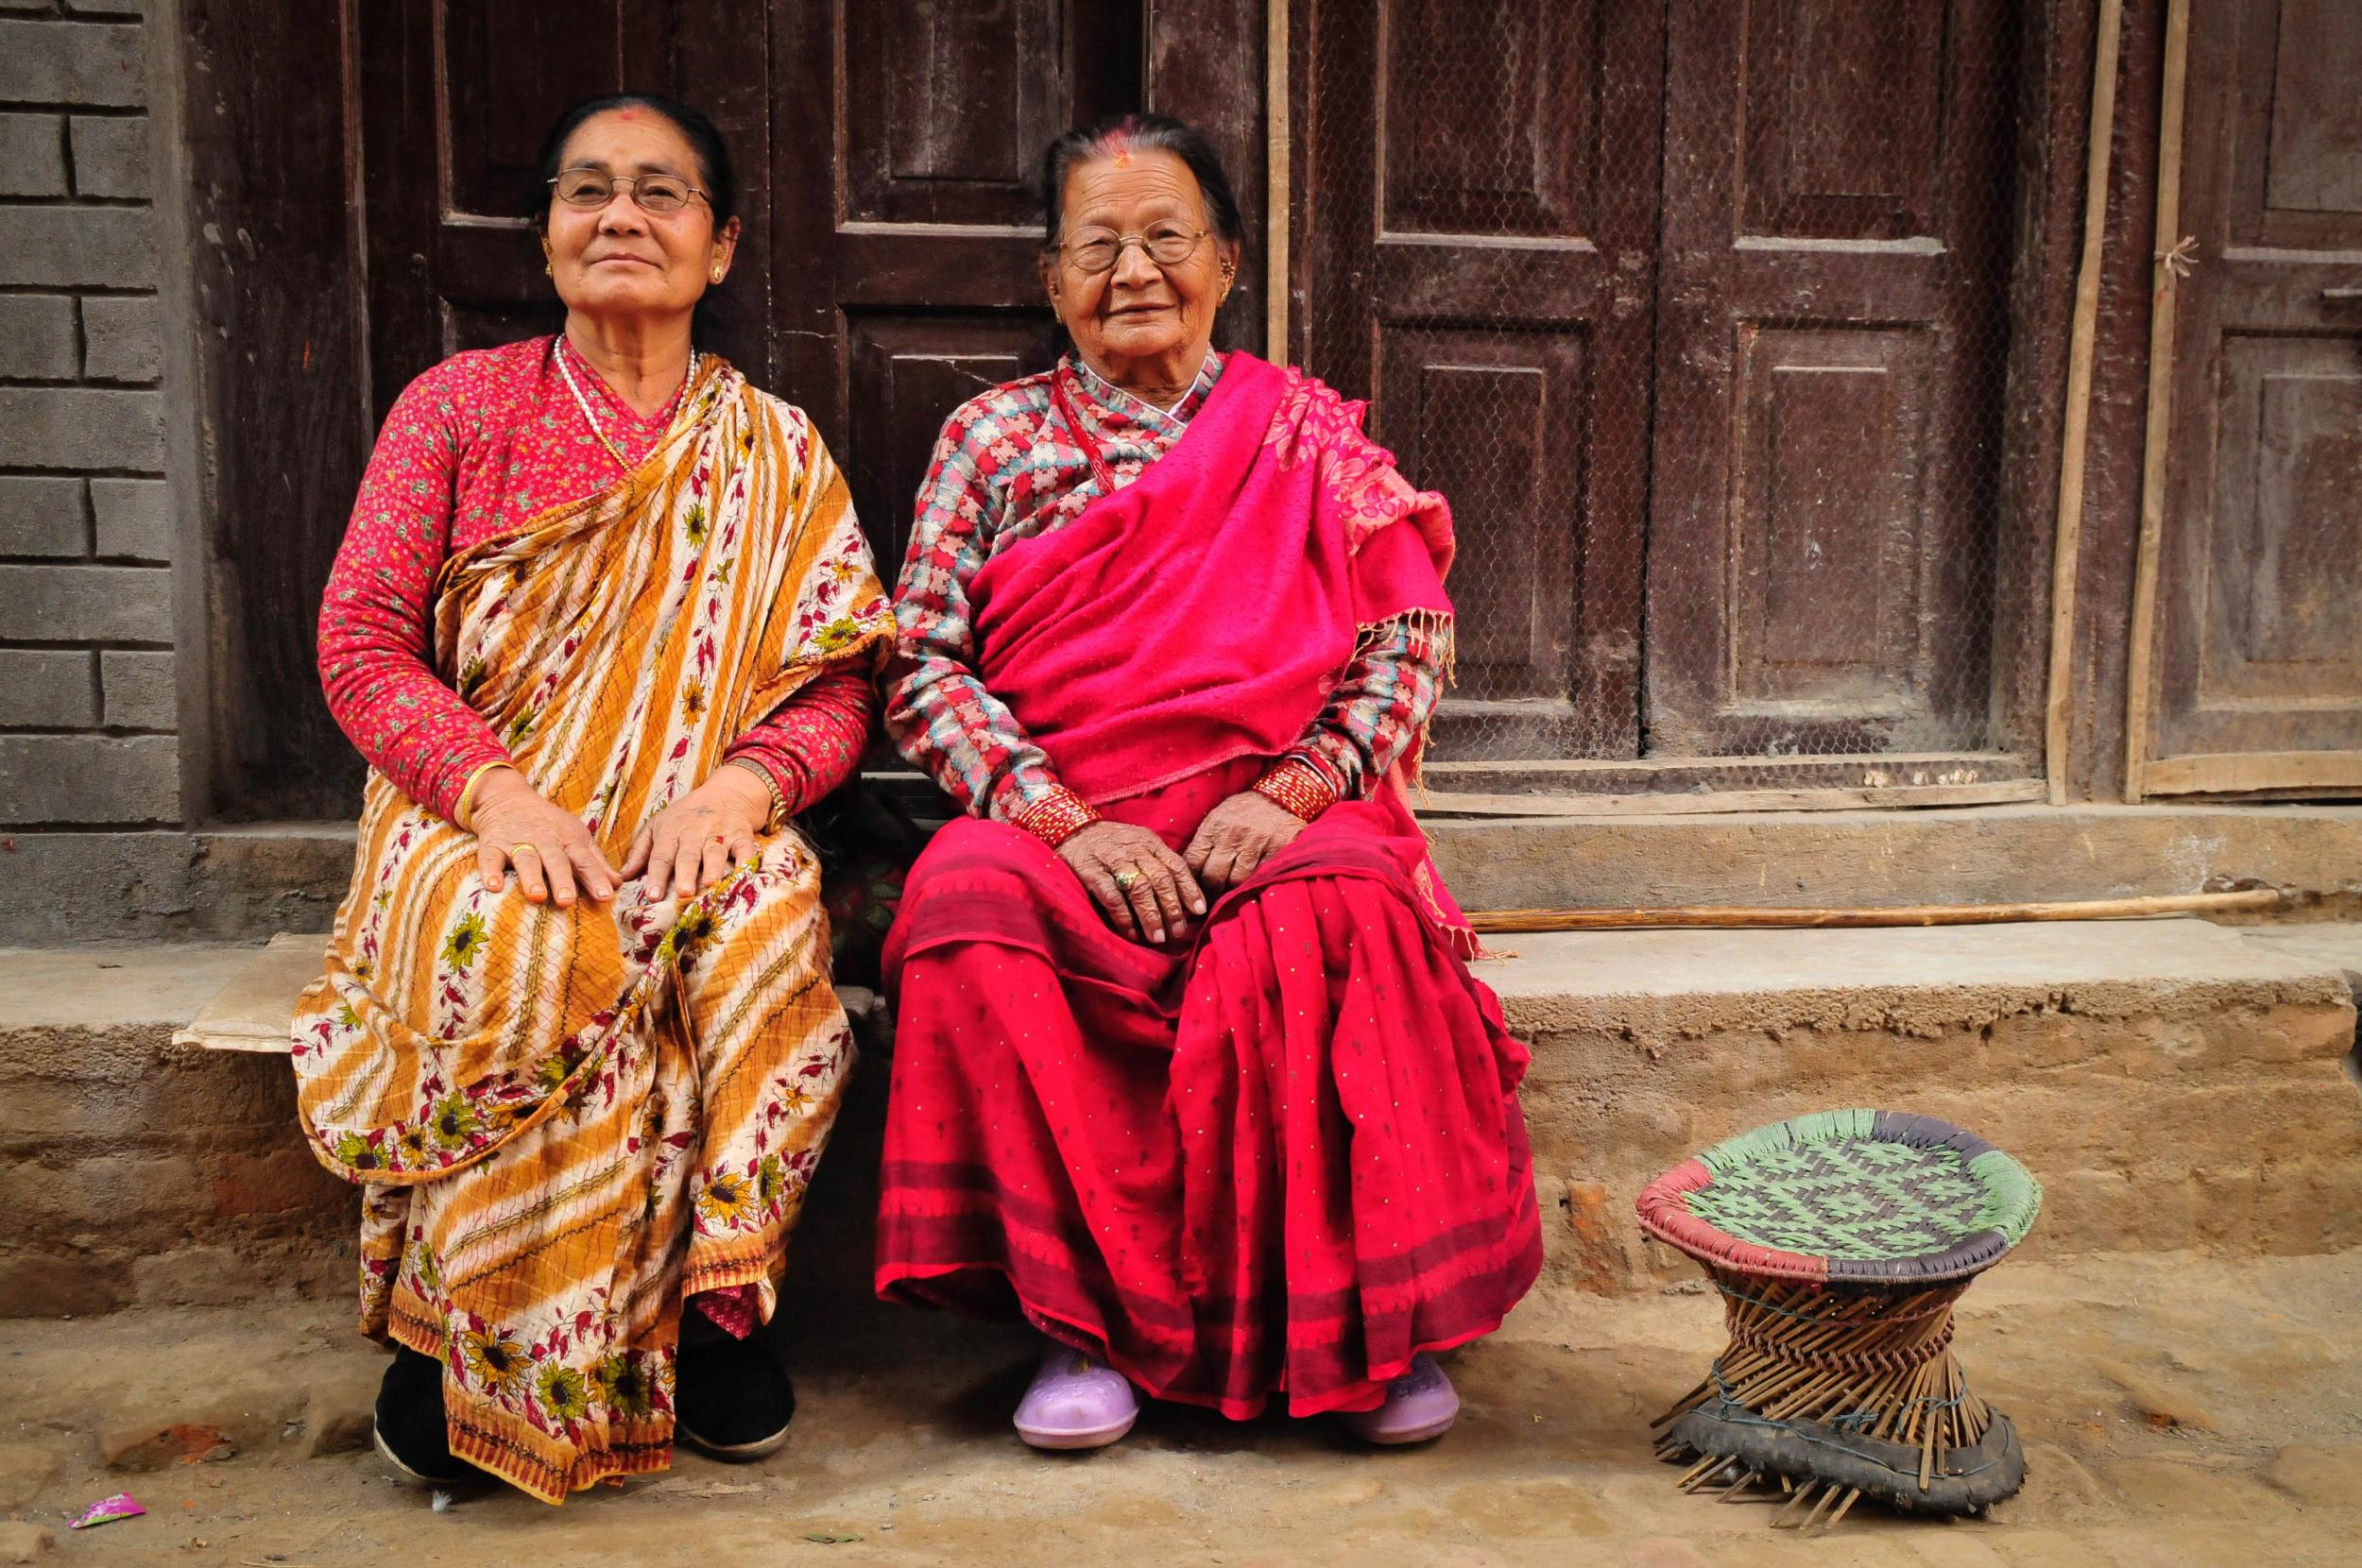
292, 357, 891, 1501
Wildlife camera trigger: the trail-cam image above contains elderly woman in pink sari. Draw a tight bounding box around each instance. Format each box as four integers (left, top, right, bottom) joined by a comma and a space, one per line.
875, 114, 1541, 1449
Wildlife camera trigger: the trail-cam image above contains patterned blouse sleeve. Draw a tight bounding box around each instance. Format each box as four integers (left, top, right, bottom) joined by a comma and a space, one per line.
882, 403, 1081, 834
316, 365, 512, 820
1280, 615, 1447, 801
1252, 383, 1453, 818
723, 662, 876, 817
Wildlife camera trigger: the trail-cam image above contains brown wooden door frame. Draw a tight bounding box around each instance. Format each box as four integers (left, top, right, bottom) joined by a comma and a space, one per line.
2126, 0, 2362, 799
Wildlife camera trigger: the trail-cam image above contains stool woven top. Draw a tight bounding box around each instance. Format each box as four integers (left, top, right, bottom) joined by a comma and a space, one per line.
1636, 1109, 2043, 1286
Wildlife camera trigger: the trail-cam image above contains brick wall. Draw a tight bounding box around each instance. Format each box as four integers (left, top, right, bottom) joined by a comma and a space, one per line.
0, 0, 179, 829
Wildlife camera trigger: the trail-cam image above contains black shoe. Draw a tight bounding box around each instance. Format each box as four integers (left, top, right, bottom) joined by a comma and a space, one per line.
372, 1345, 466, 1485
676, 1325, 796, 1460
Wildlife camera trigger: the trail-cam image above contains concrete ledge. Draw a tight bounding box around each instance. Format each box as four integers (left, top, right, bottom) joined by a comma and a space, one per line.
1479, 917, 2355, 1037
0, 943, 353, 1318
1492, 919, 2362, 1295
8, 922, 2357, 1316
1429, 802, 2362, 913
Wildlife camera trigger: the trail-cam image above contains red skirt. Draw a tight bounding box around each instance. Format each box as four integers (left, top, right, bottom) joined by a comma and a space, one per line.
874, 764, 1543, 1419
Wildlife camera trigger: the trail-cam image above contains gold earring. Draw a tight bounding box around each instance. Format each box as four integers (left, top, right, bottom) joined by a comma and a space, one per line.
710, 266, 726, 283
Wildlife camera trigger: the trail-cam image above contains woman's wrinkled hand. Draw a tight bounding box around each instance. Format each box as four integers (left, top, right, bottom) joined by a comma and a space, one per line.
1184, 792, 1305, 897
468, 766, 620, 909
620, 763, 775, 899
1056, 820, 1207, 946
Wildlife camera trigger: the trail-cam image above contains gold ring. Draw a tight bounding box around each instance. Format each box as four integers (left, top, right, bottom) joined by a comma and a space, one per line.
1113, 868, 1140, 892
510, 844, 539, 860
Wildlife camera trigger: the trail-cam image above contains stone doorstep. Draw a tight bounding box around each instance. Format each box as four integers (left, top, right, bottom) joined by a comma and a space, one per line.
166, 932, 890, 1052
5, 919, 2358, 1313
161, 917, 2362, 1052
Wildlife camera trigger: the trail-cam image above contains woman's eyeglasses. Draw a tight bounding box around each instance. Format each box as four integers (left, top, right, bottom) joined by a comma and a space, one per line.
549, 168, 707, 215
1059, 221, 1208, 275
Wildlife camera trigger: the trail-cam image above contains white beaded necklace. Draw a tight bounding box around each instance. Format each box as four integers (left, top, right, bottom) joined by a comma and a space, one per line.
555, 335, 698, 472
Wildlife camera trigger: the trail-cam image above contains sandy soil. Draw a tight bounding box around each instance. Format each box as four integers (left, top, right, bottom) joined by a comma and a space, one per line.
3, 1251, 2357, 1567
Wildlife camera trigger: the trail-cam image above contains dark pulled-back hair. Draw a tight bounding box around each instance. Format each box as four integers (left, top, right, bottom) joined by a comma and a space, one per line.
1037, 112, 1244, 250
529, 91, 739, 229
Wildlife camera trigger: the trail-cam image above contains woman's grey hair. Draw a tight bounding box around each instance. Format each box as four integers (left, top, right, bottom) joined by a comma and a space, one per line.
1038, 113, 1245, 251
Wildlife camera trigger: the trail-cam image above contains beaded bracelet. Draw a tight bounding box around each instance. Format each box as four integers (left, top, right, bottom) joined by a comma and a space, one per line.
1251, 757, 1339, 823
1010, 785, 1102, 847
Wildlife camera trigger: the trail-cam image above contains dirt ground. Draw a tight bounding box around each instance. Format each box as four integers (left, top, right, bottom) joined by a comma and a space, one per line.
3, 1251, 2358, 1568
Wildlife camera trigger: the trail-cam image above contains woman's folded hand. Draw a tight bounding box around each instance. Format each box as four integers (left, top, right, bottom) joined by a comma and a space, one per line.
621, 763, 776, 899
1184, 793, 1306, 898
1057, 820, 1207, 946
467, 767, 621, 908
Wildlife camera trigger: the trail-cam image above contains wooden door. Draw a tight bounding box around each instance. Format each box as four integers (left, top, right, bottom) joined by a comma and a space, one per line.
2136, 0, 2362, 797
1290, 0, 1666, 763
231, 0, 1255, 816
357, 2, 775, 426
1647, 0, 2020, 765
771, 0, 1264, 578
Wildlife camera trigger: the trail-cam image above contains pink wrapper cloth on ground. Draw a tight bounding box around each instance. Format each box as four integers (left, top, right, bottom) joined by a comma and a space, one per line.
68, 1491, 145, 1528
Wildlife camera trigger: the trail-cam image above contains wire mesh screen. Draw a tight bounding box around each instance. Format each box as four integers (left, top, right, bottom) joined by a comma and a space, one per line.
1292, 0, 2047, 797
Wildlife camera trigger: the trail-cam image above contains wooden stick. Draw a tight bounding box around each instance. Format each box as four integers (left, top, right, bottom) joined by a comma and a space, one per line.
1262, 0, 1291, 362
2045, 0, 2127, 805
1469, 886, 2278, 933
2122, 0, 2192, 802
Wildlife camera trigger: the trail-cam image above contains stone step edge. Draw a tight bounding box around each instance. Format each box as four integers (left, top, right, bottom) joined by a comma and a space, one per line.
159, 919, 2362, 1059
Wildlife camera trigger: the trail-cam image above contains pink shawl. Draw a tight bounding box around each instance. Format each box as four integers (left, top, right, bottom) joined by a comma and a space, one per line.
967, 351, 1474, 948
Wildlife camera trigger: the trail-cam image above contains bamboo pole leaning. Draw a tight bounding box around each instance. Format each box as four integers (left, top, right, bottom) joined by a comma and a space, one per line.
1466, 887, 2281, 934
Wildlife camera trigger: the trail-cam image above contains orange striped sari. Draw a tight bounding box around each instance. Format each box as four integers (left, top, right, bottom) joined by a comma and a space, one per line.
292, 359, 890, 1501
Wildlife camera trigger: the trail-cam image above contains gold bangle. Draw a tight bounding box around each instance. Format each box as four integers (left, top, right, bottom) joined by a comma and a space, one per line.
454, 760, 511, 832
724, 756, 788, 831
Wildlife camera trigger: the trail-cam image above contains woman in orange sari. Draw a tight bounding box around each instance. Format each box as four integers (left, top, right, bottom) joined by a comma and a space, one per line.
294, 94, 890, 1502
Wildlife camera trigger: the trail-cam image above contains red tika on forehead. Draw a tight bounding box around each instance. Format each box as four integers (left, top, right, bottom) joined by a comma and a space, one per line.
1098, 128, 1134, 166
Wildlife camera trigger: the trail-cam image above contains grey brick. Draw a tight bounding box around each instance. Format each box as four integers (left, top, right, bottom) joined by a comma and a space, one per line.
0, 650, 97, 727
0, 20, 146, 107
67, 2, 149, 17
89, 476, 167, 558
0, 111, 67, 196
0, 563, 170, 641
0, 205, 154, 287
0, 387, 162, 469
79, 294, 158, 382
0, 733, 177, 823
67, 112, 147, 198
0, 475, 84, 557
0, 295, 76, 380
99, 648, 170, 727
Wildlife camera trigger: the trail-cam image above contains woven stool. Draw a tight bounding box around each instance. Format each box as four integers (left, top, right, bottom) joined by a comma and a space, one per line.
1636, 1110, 2042, 1534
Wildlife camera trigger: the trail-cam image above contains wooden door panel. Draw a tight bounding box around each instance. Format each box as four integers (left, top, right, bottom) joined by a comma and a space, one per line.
1297, 0, 1661, 761
1650, 0, 2013, 759
2146, 0, 2362, 790
1734, 329, 1927, 711
359, 1, 774, 422
1376, 328, 1584, 733
778, 0, 1258, 577
846, 315, 1050, 574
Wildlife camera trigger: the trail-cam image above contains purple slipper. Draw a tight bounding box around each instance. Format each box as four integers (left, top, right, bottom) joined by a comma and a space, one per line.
1339, 1353, 1461, 1445
1014, 1343, 1138, 1450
